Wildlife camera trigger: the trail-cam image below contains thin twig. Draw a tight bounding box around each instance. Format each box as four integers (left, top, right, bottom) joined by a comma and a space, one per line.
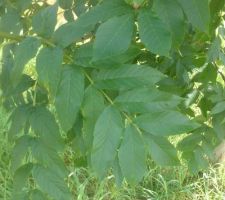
218, 70, 225, 83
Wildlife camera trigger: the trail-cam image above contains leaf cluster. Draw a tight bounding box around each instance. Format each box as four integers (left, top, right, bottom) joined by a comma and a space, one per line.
0, 0, 225, 199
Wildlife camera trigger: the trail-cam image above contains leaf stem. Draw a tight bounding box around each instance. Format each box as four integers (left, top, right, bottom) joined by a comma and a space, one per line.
0, 31, 24, 41
32, 81, 38, 107
0, 31, 56, 47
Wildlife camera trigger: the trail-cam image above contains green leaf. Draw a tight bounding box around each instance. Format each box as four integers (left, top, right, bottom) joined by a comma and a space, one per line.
93, 14, 134, 61
0, 8, 22, 34
13, 163, 33, 196
11, 135, 32, 173
11, 37, 40, 86
135, 111, 200, 136
9, 74, 35, 96
80, 0, 132, 25
118, 125, 146, 184
12, 192, 29, 200
15, 0, 32, 12
74, 43, 93, 67
157, 77, 184, 96
32, 4, 58, 38
115, 87, 182, 113
73, 0, 88, 16
184, 89, 199, 108
144, 134, 179, 166
0, 44, 14, 92
36, 47, 63, 97
210, 0, 225, 19
91, 106, 123, 178
53, 0, 132, 47
32, 165, 72, 200
153, 0, 185, 48
64, 10, 75, 22
31, 139, 67, 179
192, 64, 217, 84
53, 22, 94, 48
207, 37, 221, 62
74, 42, 141, 68
212, 112, 225, 140
71, 119, 87, 156
176, 61, 190, 86
112, 155, 123, 186
8, 105, 31, 141
182, 147, 208, 174
94, 64, 165, 90
59, 0, 73, 9
29, 106, 63, 150
97, 44, 141, 66
177, 0, 210, 33
138, 9, 172, 56
82, 86, 105, 150
30, 190, 47, 200
55, 66, 84, 132
212, 101, 225, 115
177, 132, 204, 152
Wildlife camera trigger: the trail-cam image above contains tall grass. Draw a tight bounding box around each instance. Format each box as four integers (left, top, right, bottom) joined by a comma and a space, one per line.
0, 107, 225, 200
65, 164, 225, 200
0, 107, 12, 200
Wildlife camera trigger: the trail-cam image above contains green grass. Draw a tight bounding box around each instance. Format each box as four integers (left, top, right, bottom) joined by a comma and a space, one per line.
0, 107, 12, 200
0, 107, 225, 200
65, 164, 225, 200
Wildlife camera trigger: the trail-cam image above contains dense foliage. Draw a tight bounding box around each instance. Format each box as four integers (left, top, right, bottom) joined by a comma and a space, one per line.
0, 0, 225, 199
